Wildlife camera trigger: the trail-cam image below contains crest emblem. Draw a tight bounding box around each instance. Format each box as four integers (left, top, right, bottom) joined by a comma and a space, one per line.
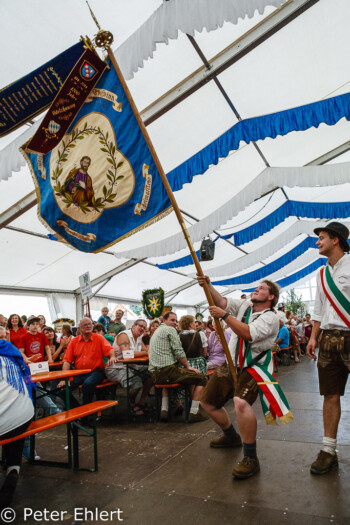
142, 288, 165, 319
48, 120, 60, 135
81, 62, 96, 80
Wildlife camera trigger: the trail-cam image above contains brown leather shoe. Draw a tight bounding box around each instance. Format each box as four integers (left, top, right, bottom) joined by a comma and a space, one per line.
310, 451, 338, 475
232, 456, 260, 479
188, 411, 209, 423
210, 433, 242, 448
160, 410, 168, 422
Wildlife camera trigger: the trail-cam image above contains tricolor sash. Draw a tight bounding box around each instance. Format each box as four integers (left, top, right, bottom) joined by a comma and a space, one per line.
237, 308, 293, 425
320, 266, 350, 329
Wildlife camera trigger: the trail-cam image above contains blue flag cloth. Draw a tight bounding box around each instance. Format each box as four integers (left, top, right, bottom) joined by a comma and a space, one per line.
0, 41, 85, 137
22, 60, 172, 252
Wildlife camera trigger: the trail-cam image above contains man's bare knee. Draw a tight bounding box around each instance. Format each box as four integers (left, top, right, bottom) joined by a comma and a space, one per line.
234, 396, 249, 414
201, 401, 216, 414
324, 394, 340, 405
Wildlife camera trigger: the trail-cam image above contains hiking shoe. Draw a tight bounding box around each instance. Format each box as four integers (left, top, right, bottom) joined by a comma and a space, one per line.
160, 410, 169, 422
310, 451, 338, 475
0, 469, 19, 509
232, 456, 260, 479
210, 433, 242, 448
188, 411, 209, 423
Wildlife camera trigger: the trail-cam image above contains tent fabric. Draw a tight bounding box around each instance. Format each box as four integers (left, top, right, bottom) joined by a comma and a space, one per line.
221, 250, 322, 291
203, 220, 350, 278
212, 237, 318, 285
115, 0, 286, 80
233, 201, 350, 246
243, 258, 327, 292
1, 0, 350, 310
167, 91, 350, 192
115, 163, 350, 259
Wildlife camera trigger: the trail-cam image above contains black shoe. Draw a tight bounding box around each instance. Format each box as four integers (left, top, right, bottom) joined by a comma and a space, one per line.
0, 469, 19, 510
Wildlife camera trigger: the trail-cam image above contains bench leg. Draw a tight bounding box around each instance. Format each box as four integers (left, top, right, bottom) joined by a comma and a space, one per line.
93, 414, 98, 472
72, 425, 79, 469
67, 423, 73, 469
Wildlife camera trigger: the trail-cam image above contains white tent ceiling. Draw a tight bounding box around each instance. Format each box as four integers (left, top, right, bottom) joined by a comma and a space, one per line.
1, 0, 349, 315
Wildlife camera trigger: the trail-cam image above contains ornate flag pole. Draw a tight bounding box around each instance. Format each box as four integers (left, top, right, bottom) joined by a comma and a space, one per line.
87, 4, 238, 387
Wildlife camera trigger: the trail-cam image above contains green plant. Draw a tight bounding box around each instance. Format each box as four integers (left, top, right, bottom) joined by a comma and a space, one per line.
284, 289, 306, 318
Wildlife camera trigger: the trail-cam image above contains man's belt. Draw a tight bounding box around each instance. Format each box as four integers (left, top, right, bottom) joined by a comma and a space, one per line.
322, 329, 350, 337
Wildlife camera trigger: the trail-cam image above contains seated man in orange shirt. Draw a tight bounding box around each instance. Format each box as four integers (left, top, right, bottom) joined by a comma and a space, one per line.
57, 317, 117, 408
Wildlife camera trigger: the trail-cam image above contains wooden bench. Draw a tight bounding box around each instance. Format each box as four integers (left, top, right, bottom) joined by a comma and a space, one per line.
154, 384, 190, 423
0, 400, 117, 472
77, 380, 119, 417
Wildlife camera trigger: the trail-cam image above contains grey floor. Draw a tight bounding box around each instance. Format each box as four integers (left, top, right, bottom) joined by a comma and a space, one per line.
6, 357, 350, 524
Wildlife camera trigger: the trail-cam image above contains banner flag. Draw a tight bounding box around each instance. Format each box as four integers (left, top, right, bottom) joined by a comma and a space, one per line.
27, 48, 108, 154
21, 60, 172, 252
0, 41, 85, 138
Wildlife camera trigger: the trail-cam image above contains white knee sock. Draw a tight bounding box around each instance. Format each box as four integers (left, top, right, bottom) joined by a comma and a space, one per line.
322, 436, 337, 455
190, 400, 200, 414
161, 397, 169, 411
6, 465, 20, 475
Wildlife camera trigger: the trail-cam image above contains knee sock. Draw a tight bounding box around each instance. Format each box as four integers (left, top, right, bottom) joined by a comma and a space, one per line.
6, 466, 20, 475
223, 424, 239, 440
190, 400, 200, 414
161, 397, 169, 412
243, 441, 257, 459
322, 436, 337, 456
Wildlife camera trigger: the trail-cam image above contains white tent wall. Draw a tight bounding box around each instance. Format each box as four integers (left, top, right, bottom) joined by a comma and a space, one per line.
1, 0, 350, 313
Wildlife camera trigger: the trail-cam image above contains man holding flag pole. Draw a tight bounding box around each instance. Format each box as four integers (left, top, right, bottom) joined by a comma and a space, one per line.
198, 276, 293, 479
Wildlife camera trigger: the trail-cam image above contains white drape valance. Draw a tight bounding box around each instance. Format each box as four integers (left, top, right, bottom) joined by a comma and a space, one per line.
114, 163, 350, 259
203, 220, 350, 278
115, 0, 286, 80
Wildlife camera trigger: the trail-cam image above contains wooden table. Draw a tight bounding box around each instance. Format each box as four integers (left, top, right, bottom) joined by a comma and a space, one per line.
49, 361, 63, 369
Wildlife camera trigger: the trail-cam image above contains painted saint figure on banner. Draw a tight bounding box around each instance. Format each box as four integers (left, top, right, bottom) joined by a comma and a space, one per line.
63, 156, 95, 206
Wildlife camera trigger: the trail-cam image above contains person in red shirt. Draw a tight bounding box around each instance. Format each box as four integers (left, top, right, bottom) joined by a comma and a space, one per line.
19, 316, 52, 365
6, 314, 27, 349
58, 317, 117, 408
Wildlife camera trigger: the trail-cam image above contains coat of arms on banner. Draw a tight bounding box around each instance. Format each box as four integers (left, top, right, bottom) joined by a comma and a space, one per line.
142, 288, 165, 319
22, 59, 172, 252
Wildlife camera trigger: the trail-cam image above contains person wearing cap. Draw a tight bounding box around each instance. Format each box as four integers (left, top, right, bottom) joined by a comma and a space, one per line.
19, 315, 52, 365
307, 221, 350, 475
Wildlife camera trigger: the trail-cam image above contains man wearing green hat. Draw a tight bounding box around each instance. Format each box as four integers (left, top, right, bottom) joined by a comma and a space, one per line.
307, 221, 350, 475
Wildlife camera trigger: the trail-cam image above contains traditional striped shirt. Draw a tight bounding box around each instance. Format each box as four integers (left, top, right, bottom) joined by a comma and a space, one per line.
148, 323, 185, 372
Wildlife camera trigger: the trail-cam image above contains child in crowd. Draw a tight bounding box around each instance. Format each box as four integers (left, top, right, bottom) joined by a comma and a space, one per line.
97, 307, 111, 332
19, 316, 52, 365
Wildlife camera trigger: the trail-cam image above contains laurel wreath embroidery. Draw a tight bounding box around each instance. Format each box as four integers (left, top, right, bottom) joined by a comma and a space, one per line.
52, 122, 124, 214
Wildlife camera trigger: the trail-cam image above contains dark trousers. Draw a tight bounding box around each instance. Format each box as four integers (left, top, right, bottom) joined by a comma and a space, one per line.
60, 369, 106, 408
0, 419, 32, 468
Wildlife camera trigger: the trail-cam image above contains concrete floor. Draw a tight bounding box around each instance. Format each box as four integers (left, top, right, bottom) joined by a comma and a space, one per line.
5, 357, 350, 524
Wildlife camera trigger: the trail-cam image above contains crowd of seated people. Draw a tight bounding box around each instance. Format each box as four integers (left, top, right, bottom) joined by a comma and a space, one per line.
272, 304, 313, 363
0, 301, 313, 424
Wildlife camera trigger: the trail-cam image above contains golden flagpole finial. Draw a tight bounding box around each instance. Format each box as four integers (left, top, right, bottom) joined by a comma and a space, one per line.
86, 1, 114, 50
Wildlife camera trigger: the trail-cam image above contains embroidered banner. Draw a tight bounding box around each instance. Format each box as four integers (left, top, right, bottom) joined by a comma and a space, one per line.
26, 48, 107, 154
21, 60, 172, 253
0, 41, 85, 138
